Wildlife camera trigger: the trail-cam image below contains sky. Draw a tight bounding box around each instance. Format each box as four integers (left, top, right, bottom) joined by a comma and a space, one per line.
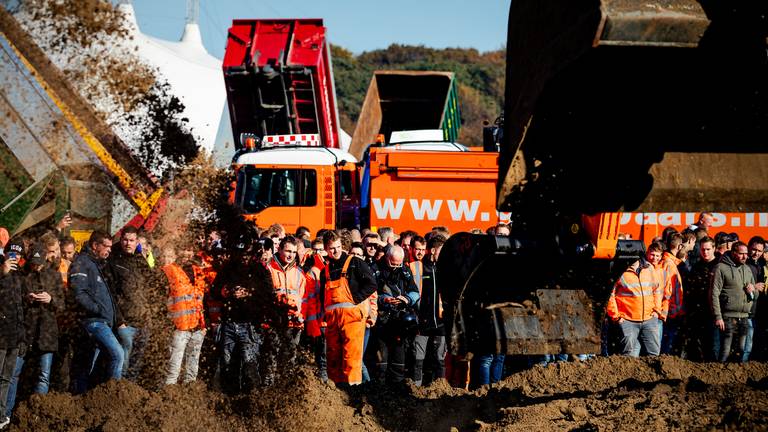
130, 0, 511, 59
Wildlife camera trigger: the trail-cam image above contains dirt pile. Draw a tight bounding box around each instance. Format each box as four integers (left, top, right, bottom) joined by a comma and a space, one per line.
10, 356, 768, 431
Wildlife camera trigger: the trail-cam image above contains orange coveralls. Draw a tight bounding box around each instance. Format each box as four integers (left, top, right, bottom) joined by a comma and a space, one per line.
324, 256, 366, 385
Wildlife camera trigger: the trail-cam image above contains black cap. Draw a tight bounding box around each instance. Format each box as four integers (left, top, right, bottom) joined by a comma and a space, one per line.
714, 232, 729, 246
258, 237, 274, 252
28, 246, 45, 265
6, 242, 24, 257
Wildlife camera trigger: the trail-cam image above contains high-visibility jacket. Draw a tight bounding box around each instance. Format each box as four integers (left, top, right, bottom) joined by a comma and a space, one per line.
304, 265, 323, 337
660, 251, 685, 319
163, 263, 205, 331
409, 261, 423, 297
606, 263, 662, 322
58, 259, 70, 288
268, 257, 307, 327
323, 256, 367, 385
194, 253, 221, 326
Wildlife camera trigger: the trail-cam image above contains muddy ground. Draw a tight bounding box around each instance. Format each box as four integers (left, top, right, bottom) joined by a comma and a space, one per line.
9, 356, 768, 431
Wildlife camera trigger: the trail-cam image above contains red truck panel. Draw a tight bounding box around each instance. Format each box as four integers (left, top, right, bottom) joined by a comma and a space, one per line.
223, 19, 339, 150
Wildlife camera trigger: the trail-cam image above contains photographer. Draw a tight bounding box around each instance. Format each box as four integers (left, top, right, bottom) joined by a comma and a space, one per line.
212, 234, 274, 393
5, 245, 64, 418
373, 246, 419, 385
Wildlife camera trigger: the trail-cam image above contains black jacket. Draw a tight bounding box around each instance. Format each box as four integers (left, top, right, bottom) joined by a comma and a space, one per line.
108, 248, 152, 326
22, 265, 64, 352
415, 259, 445, 334
374, 258, 420, 315
0, 272, 25, 349
320, 253, 378, 305
212, 257, 274, 324
684, 257, 719, 322
69, 249, 121, 328
747, 257, 766, 285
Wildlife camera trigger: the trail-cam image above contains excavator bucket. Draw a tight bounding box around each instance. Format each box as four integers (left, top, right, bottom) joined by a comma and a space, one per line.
499, 0, 768, 215
438, 233, 601, 356
489, 290, 599, 355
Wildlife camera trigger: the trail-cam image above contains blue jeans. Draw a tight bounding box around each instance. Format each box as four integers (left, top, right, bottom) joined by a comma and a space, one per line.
743, 318, 754, 362
711, 323, 722, 361
219, 322, 262, 393
0, 349, 18, 421
117, 326, 148, 381
71, 321, 124, 394
660, 317, 682, 355
5, 352, 53, 417
719, 317, 749, 362
618, 317, 660, 357
531, 353, 568, 367
473, 354, 505, 387
361, 327, 371, 383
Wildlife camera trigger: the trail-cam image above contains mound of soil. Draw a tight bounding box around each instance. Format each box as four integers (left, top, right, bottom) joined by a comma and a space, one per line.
10, 356, 768, 431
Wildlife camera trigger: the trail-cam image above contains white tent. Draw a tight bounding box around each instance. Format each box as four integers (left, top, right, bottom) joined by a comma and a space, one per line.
117, 0, 225, 155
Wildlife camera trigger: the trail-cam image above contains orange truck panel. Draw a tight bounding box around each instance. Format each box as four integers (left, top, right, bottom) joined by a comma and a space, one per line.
368, 149, 510, 234
616, 212, 768, 243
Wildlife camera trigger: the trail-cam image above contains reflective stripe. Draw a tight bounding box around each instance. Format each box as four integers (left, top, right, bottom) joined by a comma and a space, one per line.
169, 309, 197, 319
70, 273, 87, 278
208, 307, 221, 313
614, 289, 656, 297
325, 302, 356, 312
167, 294, 195, 305
305, 313, 321, 322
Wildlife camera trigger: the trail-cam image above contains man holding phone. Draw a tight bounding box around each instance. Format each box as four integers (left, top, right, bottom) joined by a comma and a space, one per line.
0, 242, 25, 428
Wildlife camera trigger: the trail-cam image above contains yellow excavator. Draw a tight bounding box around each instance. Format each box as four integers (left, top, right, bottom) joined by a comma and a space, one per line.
439, 0, 768, 357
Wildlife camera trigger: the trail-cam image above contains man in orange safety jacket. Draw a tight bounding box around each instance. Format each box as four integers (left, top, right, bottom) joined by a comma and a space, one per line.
161, 246, 206, 384
267, 236, 307, 342
320, 230, 378, 386
606, 243, 663, 357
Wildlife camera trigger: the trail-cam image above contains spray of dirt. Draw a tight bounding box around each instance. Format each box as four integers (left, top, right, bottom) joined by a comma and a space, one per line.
9, 0, 199, 180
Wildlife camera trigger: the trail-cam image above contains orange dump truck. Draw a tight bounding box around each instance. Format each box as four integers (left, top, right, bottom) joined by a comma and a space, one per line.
223, 19, 504, 234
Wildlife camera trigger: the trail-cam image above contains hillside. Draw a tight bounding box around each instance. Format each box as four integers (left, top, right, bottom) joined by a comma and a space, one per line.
332, 44, 505, 147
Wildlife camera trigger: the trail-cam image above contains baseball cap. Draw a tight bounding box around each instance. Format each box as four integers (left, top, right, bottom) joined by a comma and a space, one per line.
6, 241, 24, 258
258, 237, 274, 252
28, 246, 46, 266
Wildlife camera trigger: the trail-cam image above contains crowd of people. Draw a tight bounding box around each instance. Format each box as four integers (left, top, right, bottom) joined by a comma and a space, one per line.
0, 211, 766, 429
606, 212, 768, 363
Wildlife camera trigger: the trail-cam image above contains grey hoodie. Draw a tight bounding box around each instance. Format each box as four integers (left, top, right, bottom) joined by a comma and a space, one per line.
710, 252, 757, 320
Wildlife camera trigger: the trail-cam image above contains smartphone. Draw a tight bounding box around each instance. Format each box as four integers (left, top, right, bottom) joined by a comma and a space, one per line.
7, 251, 17, 260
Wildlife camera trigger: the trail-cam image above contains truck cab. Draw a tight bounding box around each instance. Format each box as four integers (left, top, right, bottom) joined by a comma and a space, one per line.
231, 134, 358, 234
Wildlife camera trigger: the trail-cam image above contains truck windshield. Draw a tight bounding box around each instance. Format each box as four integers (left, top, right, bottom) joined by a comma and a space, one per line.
236, 168, 317, 212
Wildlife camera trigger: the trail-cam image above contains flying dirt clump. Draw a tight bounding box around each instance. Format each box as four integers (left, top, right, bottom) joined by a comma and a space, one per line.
9, 0, 199, 179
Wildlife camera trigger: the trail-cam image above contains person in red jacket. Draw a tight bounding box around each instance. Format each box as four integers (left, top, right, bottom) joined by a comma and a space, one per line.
161, 246, 206, 385
606, 243, 663, 357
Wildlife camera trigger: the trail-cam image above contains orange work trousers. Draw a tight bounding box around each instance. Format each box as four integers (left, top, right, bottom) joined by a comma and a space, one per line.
324, 305, 366, 385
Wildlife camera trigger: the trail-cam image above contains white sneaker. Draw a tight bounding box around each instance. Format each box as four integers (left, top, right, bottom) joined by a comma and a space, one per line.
0, 416, 10, 429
